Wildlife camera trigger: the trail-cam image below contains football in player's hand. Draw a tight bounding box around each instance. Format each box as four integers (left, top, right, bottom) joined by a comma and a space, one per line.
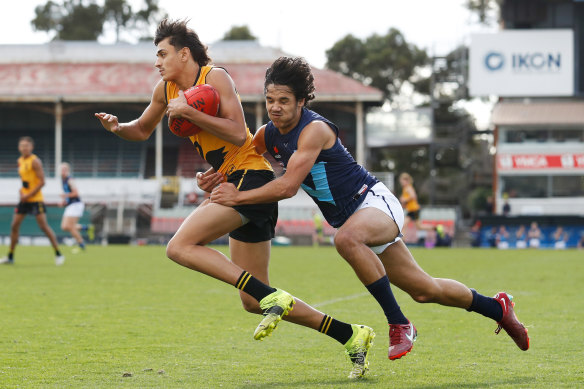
169, 84, 220, 137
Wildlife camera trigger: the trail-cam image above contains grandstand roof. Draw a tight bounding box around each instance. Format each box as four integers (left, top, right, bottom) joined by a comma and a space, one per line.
0, 41, 382, 103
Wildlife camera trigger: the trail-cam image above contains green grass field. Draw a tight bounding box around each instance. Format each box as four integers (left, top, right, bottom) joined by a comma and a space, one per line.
1, 245, 583, 388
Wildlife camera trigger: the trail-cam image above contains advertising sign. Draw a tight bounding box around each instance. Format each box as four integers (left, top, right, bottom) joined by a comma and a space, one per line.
497, 153, 584, 171
470, 30, 574, 97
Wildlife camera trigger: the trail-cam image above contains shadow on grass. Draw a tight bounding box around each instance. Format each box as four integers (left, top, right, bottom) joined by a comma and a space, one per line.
236, 377, 379, 388
235, 376, 536, 388
411, 376, 536, 389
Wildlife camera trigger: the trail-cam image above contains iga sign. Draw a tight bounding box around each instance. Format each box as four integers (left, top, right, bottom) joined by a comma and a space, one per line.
497, 154, 584, 170
470, 30, 573, 97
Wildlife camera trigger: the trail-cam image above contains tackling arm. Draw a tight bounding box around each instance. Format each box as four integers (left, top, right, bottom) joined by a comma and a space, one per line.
210, 121, 332, 206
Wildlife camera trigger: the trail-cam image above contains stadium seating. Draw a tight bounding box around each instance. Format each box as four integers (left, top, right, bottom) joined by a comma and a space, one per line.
478, 223, 584, 248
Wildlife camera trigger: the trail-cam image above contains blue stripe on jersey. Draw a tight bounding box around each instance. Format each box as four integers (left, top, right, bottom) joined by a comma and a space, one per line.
301, 162, 335, 205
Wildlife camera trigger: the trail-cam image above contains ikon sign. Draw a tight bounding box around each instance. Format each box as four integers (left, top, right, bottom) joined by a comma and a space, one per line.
497, 154, 584, 170
470, 30, 574, 97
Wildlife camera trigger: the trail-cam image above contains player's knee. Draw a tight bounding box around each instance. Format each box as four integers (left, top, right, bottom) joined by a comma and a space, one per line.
333, 229, 360, 252
61, 223, 70, 232
165, 240, 181, 262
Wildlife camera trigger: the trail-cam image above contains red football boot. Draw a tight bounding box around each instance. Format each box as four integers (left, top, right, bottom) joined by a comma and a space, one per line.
388, 321, 417, 360
494, 292, 529, 351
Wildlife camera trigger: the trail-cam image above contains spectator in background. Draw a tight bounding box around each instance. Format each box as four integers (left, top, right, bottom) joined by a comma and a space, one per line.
515, 225, 527, 249
553, 226, 569, 250
496, 225, 510, 249
484, 195, 494, 216
470, 220, 482, 248
502, 193, 511, 217
578, 233, 584, 250
311, 209, 328, 246
486, 226, 498, 248
527, 222, 542, 249
434, 224, 452, 247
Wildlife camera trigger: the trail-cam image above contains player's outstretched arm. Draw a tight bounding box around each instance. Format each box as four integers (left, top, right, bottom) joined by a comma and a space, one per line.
95, 80, 167, 141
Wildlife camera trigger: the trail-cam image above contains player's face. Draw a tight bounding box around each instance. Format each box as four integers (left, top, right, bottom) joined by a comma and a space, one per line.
265, 84, 304, 133
60, 165, 69, 178
155, 38, 184, 82
18, 140, 33, 156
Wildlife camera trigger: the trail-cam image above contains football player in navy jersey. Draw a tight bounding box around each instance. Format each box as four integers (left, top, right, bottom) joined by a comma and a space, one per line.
211, 56, 529, 359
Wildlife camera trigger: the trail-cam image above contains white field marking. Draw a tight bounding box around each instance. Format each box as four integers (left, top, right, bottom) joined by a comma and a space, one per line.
312, 292, 370, 308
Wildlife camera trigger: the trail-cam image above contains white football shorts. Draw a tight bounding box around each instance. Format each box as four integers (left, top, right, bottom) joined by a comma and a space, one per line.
63, 201, 85, 218
356, 182, 404, 254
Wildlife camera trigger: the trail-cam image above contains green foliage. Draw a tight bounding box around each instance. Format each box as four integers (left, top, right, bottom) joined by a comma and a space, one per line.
465, 0, 502, 23
31, 0, 165, 42
326, 28, 428, 100
222, 25, 257, 41
468, 186, 493, 215
1, 244, 582, 387
32, 0, 105, 41
104, 0, 132, 42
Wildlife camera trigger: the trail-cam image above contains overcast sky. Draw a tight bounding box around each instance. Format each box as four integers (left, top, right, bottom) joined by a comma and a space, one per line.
1, 0, 498, 68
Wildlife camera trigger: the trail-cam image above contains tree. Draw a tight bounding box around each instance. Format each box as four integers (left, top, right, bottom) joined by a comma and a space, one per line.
104, 0, 132, 42
32, 0, 105, 40
465, 0, 502, 24
31, 0, 165, 42
325, 28, 428, 101
222, 25, 257, 41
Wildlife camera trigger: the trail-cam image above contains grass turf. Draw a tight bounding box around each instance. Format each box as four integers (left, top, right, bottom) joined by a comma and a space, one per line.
0, 245, 583, 388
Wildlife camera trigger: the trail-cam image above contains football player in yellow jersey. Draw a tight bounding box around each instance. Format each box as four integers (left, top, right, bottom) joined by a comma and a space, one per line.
398, 172, 431, 239
1, 137, 64, 266
95, 19, 373, 378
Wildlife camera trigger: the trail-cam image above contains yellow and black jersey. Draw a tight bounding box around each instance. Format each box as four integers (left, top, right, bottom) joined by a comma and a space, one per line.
401, 184, 420, 213
18, 154, 44, 203
165, 65, 272, 176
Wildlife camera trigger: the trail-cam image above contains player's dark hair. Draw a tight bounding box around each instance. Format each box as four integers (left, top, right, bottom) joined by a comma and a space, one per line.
264, 57, 315, 105
154, 18, 211, 67
18, 136, 34, 145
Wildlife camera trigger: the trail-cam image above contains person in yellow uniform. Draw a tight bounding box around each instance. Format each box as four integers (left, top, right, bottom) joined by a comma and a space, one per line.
398, 172, 429, 239
1, 137, 64, 266
95, 19, 373, 379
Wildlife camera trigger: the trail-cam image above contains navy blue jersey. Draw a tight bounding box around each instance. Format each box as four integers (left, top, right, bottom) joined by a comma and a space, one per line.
264, 108, 377, 228
62, 176, 80, 205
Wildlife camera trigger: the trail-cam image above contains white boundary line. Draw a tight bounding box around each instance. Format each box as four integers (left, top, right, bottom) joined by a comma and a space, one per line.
312, 292, 370, 308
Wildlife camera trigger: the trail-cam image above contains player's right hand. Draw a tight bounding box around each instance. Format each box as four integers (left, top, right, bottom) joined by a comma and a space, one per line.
196, 170, 225, 193
94, 112, 121, 133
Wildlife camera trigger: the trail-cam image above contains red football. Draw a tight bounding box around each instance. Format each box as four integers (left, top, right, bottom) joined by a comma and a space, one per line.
169, 84, 220, 137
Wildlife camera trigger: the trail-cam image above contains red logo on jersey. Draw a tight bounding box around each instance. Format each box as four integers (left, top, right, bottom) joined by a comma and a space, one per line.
274, 146, 278, 153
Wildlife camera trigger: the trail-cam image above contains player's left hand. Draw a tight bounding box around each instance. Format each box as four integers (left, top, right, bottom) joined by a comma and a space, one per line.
166, 90, 188, 120
210, 182, 238, 206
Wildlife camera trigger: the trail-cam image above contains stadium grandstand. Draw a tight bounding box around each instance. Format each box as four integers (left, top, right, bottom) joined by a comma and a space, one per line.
468, 0, 584, 248
0, 40, 394, 244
